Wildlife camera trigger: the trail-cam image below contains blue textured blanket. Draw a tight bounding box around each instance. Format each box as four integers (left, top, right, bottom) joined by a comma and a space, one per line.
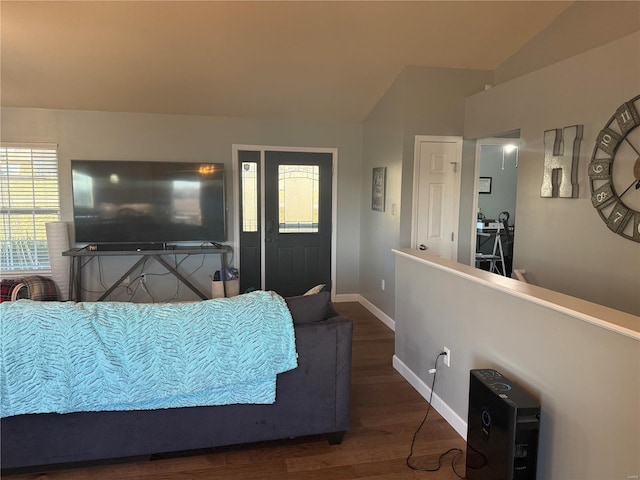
0, 291, 297, 418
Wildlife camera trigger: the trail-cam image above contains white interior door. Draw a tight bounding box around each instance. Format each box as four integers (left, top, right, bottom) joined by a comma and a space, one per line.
412, 136, 462, 260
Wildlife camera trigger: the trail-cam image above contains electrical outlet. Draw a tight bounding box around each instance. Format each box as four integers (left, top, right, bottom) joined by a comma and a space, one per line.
381, 279, 385, 291
443, 346, 451, 367
141, 273, 147, 283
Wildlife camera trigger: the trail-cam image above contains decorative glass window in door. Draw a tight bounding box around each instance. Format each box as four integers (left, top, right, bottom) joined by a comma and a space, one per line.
278, 165, 319, 233
241, 161, 258, 232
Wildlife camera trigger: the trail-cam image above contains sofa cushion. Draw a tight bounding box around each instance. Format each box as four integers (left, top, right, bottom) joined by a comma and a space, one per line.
325, 300, 340, 319
285, 291, 331, 324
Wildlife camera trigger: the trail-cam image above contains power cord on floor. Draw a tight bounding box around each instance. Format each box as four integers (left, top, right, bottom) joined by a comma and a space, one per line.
406, 351, 466, 479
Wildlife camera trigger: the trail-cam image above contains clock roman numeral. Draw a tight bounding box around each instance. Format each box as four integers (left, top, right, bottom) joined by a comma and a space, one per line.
590, 183, 616, 209
587, 159, 612, 179
634, 213, 640, 242
606, 202, 631, 233
595, 128, 622, 156
615, 101, 640, 136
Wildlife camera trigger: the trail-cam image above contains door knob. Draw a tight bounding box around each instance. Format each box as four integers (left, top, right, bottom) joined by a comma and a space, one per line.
419, 244, 428, 251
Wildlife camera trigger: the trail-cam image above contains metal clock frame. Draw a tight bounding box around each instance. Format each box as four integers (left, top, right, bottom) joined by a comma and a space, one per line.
588, 94, 640, 243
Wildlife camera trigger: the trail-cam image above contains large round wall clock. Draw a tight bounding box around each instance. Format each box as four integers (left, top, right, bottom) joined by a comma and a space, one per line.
588, 94, 640, 242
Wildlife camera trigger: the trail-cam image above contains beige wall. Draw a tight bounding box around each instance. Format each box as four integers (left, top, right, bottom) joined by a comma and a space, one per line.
360, 69, 407, 317
360, 66, 492, 319
465, 31, 640, 315
0, 108, 363, 300
493, 1, 640, 85
394, 252, 639, 480
357, 1, 640, 318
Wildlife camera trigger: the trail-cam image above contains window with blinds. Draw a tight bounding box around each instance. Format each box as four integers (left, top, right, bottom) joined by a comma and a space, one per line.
0, 144, 60, 272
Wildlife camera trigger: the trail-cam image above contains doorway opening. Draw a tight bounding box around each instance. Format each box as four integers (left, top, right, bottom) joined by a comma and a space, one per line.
471, 136, 519, 277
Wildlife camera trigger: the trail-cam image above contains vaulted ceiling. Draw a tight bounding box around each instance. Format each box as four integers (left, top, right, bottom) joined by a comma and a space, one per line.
1, 1, 573, 122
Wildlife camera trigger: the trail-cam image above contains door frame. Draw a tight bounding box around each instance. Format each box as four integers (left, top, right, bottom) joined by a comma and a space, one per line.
469, 138, 520, 264
411, 135, 463, 261
232, 144, 338, 301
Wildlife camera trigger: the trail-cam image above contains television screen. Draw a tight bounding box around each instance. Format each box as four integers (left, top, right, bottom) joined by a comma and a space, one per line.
71, 160, 226, 244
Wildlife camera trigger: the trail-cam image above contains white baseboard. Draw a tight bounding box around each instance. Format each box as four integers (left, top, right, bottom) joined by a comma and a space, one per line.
332, 293, 395, 331
333, 293, 359, 303
393, 355, 467, 440
356, 295, 395, 331
336, 293, 466, 440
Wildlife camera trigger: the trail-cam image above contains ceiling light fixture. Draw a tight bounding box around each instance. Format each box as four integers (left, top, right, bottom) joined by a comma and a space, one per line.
501, 144, 519, 170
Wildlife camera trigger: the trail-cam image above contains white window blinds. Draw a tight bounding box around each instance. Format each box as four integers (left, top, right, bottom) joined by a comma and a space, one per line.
0, 144, 60, 272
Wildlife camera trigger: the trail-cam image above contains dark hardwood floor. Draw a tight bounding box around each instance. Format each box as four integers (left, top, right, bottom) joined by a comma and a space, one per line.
8, 302, 466, 480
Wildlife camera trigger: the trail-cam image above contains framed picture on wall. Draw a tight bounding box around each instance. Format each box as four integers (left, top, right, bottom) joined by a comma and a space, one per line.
479, 177, 492, 194
372, 167, 386, 212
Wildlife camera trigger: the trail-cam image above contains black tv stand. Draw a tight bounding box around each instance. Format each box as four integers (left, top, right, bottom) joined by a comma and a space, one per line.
63, 245, 231, 301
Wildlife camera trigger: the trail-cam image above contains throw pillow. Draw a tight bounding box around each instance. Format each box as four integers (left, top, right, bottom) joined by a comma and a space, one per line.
304, 284, 325, 295
285, 291, 330, 324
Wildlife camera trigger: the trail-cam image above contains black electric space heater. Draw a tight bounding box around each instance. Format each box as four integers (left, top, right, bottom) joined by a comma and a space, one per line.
466, 369, 541, 480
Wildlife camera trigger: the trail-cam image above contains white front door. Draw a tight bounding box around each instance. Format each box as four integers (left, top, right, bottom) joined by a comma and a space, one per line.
412, 136, 462, 260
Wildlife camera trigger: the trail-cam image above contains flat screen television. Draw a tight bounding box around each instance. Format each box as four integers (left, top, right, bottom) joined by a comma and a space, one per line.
71, 160, 226, 245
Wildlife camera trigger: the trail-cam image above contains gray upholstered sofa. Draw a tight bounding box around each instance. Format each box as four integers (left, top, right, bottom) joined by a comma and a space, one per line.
1, 292, 352, 473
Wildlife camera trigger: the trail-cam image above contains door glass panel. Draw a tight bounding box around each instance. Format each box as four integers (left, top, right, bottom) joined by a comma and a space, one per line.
278, 165, 319, 233
241, 161, 258, 232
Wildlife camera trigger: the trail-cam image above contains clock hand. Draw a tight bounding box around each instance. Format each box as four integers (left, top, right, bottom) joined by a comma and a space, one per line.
619, 179, 639, 198
625, 137, 640, 158
618, 158, 640, 198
